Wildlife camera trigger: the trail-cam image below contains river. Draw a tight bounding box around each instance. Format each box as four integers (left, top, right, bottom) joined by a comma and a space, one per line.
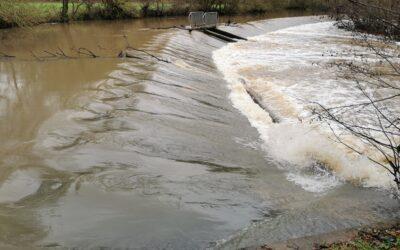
0, 12, 399, 249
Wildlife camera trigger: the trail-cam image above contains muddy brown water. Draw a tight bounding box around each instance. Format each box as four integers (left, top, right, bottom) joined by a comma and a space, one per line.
0, 12, 399, 249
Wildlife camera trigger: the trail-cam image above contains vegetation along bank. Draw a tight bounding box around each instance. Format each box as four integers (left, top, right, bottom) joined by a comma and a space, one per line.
0, 0, 330, 28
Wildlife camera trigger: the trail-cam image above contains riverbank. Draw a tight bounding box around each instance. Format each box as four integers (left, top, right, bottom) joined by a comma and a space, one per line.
261, 222, 400, 249
322, 223, 400, 250
0, 0, 329, 29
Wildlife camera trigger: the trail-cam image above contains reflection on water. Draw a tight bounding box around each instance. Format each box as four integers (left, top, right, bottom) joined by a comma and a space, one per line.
0, 13, 399, 249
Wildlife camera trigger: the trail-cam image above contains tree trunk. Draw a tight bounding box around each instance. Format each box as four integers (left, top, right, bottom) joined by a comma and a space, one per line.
61, 0, 69, 23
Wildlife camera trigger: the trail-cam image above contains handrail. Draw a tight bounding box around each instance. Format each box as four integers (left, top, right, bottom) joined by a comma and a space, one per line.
188, 12, 205, 29
188, 11, 218, 29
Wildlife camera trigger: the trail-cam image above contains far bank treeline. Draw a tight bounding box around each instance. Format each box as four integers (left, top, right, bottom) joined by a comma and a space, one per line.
0, 0, 329, 28
330, 0, 399, 40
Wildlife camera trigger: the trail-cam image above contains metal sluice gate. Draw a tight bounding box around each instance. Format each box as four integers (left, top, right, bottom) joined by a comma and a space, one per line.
188, 12, 247, 42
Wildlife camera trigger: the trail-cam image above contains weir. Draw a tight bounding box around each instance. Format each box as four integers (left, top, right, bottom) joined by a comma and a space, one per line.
188, 12, 247, 42
1, 14, 399, 249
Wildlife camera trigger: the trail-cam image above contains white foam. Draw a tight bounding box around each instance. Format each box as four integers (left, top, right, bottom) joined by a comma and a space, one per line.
286, 171, 340, 194
0, 170, 41, 203
213, 21, 396, 192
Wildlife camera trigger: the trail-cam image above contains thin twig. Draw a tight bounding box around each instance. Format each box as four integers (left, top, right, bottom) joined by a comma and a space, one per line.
0, 51, 15, 58
76, 47, 98, 58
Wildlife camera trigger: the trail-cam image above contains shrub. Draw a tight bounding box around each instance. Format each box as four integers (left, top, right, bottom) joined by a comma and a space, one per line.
329, 0, 400, 40
0, 0, 45, 28
239, 0, 272, 14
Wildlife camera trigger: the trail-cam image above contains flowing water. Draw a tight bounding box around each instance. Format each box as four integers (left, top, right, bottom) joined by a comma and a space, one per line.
0, 13, 399, 249
214, 21, 400, 192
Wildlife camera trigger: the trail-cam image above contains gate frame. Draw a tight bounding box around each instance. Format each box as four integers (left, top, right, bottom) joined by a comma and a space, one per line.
188, 11, 205, 29
188, 11, 219, 29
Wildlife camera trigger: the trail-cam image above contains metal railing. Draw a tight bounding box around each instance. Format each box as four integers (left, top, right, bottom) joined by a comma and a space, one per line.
203, 12, 218, 28
188, 12, 205, 28
188, 12, 218, 29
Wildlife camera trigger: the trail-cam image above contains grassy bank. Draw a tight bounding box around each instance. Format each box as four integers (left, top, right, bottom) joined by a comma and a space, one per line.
262, 223, 400, 250
0, 0, 329, 28
319, 224, 400, 250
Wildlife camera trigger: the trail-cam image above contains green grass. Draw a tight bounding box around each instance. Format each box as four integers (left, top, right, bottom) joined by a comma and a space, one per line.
22, 2, 172, 20
321, 224, 400, 250
330, 239, 400, 250
23, 2, 170, 13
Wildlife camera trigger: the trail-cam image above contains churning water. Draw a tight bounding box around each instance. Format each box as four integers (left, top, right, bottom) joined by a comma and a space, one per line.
0, 15, 399, 249
214, 21, 400, 192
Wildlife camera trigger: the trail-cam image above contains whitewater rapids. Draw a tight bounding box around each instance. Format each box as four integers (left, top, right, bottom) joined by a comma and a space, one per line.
213, 21, 397, 192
